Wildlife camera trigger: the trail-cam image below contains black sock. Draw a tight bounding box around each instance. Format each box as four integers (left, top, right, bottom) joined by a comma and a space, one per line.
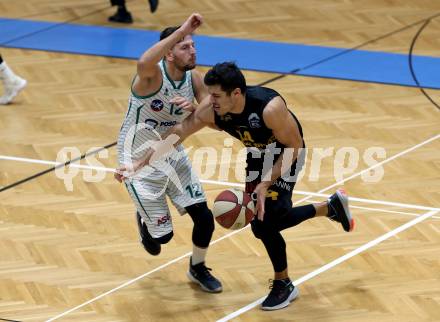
0, 55, 3, 64
277, 204, 316, 231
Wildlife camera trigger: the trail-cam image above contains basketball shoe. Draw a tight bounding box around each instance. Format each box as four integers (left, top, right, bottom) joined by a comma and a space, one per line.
136, 212, 161, 255
187, 257, 222, 293
261, 278, 299, 311
327, 188, 355, 232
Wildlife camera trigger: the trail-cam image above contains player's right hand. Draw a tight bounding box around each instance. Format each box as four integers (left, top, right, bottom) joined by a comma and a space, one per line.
114, 168, 125, 183
114, 165, 131, 182
180, 13, 203, 35
114, 160, 143, 182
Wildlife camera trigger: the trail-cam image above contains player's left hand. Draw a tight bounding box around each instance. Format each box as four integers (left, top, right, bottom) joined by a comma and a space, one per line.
170, 96, 195, 112
253, 183, 270, 221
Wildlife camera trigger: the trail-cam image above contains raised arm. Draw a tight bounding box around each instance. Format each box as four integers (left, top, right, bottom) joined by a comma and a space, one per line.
134, 13, 203, 93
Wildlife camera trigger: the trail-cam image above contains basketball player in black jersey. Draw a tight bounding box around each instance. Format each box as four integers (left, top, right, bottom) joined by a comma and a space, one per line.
116, 62, 355, 311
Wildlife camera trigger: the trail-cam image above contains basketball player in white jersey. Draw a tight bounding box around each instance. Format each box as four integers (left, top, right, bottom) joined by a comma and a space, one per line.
116, 13, 222, 293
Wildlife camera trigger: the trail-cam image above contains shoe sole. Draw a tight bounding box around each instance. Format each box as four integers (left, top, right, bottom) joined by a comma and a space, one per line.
335, 188, 355, 232
261, 286, 300, 311
186, 271, 223, 293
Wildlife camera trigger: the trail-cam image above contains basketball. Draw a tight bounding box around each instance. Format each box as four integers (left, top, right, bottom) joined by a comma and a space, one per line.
212, 188, 255, 230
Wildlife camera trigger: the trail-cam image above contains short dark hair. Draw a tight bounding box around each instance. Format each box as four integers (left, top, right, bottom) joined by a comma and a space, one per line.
159, 26, 180, 40
204, 62, 247, 95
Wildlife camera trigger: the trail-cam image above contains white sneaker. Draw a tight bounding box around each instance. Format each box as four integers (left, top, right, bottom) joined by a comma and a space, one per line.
0, 77, 27, 105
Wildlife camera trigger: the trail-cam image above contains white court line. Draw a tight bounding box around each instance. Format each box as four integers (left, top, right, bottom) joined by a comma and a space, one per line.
45, 252, 191, 322
45, 221, 250, 322
0, 155, 116, 173
216, 209, 439, 322
2, 155, 438, 212
44, 133, 439, 321
200, 179, 439, 212
216, 133, 440, 320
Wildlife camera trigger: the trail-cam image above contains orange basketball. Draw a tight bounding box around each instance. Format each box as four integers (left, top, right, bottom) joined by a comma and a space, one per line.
212, 188, 255, 230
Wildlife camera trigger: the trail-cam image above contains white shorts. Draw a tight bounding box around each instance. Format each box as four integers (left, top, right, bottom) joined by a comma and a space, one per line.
124, 152, 206, 238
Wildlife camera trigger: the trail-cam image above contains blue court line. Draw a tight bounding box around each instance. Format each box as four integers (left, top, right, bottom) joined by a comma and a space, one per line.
1, 17, 439, 89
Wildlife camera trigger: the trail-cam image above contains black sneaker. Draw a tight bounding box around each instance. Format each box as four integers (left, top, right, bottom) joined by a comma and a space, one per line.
148, 0, 159, 13
136, 212, 161, 255
261, 279, 299, 311
327, 188, 355, 232
187, 257, 222, 293
108, 8, 133, 23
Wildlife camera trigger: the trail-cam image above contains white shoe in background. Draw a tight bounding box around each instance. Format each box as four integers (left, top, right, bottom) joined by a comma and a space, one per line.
0, 76, 27, 105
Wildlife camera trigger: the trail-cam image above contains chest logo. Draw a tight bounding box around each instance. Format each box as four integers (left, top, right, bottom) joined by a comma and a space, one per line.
151, 99, 164, 112
248, 113, 261, 128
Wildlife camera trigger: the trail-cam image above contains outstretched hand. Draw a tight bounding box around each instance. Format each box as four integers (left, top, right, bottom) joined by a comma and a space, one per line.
114, 134, 181, 183
114, 160, 143, 182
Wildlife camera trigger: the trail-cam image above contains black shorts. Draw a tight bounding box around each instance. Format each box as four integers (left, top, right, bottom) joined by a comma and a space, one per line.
245, 177, 295, 220
244, 148, 305, 222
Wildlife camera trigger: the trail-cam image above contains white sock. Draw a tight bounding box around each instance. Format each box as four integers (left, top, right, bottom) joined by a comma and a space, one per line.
191, 245, 208, 266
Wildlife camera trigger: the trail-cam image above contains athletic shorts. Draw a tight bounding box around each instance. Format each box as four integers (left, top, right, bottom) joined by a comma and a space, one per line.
245, 148, 305, 220
123, 151, 206, 238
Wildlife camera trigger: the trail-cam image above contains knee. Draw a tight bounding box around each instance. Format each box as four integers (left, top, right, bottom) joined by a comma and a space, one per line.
250, 219, 265, 239
197, 210, 215, 234
187, 202, 215, 233
154, 231, 173, 244
186, 202, 215, 247
251, 218, 278, 240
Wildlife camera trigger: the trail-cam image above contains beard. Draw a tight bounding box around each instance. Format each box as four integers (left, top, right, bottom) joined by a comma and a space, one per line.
178, 63, 196, 72
174, 56, 196, 72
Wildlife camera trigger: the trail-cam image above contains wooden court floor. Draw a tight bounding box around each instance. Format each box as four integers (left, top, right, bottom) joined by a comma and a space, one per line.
0, 0, 439, 321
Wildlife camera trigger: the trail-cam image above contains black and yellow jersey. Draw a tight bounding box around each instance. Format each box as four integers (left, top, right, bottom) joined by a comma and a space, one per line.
214, 86, 304, 182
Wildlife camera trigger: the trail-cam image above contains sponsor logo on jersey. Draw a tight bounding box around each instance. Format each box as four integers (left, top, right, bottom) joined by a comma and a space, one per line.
144, 119, 177, 130
157, 213, 171, 226
274, 179, 292, 191
164, 88, 169, 96
160, 120, 177, 127
248, 113, 261, 128
151, 99, 164, 112
145, 119, 159, 129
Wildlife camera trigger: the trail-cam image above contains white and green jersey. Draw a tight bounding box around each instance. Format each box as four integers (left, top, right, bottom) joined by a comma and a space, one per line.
117, 61, 206, 236
117, 59, 194, 163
